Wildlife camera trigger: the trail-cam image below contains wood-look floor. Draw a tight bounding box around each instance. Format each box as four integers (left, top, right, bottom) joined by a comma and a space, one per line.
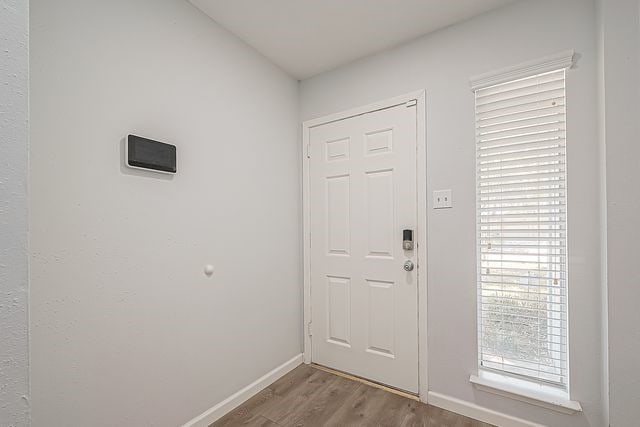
211, 364, 494, 427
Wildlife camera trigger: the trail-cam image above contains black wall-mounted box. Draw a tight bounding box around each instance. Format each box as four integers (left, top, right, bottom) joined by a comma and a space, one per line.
126, 134, 176, 174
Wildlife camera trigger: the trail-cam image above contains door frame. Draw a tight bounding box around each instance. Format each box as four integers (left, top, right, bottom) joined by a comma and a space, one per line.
301, 90, 428, 401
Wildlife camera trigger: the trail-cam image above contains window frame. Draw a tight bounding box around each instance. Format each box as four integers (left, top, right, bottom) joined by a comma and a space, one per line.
468, 52, 581, 410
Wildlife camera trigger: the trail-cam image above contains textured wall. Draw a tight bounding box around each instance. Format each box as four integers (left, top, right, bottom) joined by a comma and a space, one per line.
29, 0, 301, 425
0, 0, 30, 426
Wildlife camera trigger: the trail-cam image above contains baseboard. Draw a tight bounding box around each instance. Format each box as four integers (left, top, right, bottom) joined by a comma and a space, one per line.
183, 354, 303, 427
427, 391, 545, 427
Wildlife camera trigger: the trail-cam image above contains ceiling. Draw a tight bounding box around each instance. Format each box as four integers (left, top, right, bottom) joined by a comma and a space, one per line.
189, 0, 518, 80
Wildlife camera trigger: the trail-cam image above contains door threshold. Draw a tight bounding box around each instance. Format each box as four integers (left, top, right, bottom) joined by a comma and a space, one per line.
310, 363, 420, 401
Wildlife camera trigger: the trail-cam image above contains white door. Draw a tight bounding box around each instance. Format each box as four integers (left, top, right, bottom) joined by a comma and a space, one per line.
309, 101, 419, 393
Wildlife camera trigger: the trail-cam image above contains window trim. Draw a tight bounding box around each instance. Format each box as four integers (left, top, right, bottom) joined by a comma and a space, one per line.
470, 370, 582, 414
470, 50, 575, 91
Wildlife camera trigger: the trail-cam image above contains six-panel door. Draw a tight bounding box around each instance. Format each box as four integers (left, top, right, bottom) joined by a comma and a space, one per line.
309, 102, 419, 393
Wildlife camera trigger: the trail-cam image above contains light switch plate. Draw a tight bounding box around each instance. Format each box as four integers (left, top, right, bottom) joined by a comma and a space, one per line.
433, 189, 452, 209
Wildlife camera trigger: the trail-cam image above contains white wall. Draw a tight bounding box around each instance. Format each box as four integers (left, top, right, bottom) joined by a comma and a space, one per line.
599, 0, 640, 425
29, 0, 301, 425
0, 0, 30, 425
301, 0, 605, 426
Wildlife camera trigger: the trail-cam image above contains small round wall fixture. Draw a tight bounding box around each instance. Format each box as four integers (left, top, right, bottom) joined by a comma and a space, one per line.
204, 265, 215, 277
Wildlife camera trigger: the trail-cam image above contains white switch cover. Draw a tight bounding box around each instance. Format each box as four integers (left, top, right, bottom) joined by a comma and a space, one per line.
433, 189, 452, 209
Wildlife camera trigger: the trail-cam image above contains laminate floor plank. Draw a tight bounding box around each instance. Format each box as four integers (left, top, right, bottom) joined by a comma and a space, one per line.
323, 384, 391, 426
210, 365, 495, 427
368, 390, 421, 426
241, 415, 281, 427
269, 363, 318, 397
213, 388, 283, 427
276, 374, 360, 427
260, 368, 335, 423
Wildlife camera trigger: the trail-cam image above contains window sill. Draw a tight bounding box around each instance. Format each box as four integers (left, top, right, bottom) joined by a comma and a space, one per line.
469, 371, 582, 414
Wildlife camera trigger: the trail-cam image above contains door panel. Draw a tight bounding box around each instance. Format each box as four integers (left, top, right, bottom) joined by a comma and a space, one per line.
326, 175, 350, 255
365, 169, 394, 257
309, 102, 418, 393
327, 275, 351, 347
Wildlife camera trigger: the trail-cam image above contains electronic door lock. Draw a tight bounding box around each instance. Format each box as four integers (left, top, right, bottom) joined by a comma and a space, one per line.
403, 229, 414, 251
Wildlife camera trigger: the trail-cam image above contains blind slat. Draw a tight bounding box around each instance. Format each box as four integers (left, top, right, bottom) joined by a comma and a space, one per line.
476, 79, 565, 106
485, 267, 563, 274
481, 242, 566, 247
480, 235, 566, 240
478, 107, 565, 128
476, 97, 566, 122
477, 130, 565, 150
479, 194, 565, 203
476, 88, 565, 112
478, 180, 564, 192
480, 162, 566, 176
478, 122, 566, 142
478, 188, 565, 199
481, 289, 567, 299
479, 199, 565, 207
478, 153, 565, 169
478, 145, 565, 162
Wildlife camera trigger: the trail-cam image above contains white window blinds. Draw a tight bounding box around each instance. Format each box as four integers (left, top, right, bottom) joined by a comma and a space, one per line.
475, 68, 568, 388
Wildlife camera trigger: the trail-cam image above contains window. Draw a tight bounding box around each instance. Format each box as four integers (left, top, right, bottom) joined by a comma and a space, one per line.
475, 68, 568, 389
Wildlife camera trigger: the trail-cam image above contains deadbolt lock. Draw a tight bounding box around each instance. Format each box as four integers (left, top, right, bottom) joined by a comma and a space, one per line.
403, 229, 414, 251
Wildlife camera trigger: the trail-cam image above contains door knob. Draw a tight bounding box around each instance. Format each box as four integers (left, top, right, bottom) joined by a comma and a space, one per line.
403, 260, 414, 271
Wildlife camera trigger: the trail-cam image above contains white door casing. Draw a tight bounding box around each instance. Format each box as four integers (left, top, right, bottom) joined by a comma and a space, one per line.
305, 96, 422, 394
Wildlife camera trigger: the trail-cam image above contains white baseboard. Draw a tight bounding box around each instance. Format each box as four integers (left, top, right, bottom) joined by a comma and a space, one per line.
183, 354, 303, 427
427, 391, 545, 427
